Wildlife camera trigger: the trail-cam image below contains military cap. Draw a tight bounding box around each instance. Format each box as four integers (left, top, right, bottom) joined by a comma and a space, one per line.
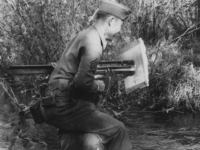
99, 0, 132, 20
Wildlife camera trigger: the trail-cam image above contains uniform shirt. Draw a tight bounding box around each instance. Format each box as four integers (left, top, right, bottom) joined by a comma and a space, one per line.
49, 26, 107, 94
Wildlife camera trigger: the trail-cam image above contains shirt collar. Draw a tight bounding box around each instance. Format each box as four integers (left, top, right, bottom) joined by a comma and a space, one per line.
93, 25, 107, 50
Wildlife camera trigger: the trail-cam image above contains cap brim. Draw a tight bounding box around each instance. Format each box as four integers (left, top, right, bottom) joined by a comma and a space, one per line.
99, 0, 132, 20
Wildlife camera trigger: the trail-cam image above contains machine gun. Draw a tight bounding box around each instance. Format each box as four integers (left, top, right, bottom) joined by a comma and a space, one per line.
7, 60, 135, 96
7, 38, 149, 94
7, 60, 135, 76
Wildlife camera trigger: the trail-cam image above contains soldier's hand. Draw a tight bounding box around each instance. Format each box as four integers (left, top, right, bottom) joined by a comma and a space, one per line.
94, 74, 105, 80
95, 80, 105, 92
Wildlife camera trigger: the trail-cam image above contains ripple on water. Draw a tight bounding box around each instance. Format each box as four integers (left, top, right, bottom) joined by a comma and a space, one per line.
126, 112, 200, 150
0, 120, 11, 150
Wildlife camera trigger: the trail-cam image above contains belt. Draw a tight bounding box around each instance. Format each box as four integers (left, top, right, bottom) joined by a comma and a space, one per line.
55, 98, 71, 107
48, 78, 71, 92
42, 78, 72, 108
41, 94, 72, 108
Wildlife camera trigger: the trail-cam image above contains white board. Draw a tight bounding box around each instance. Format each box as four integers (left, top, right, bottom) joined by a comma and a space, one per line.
119, 38, 149, 94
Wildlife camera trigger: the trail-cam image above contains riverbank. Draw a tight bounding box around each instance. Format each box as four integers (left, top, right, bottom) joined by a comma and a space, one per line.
126, 112, 200, 150
0, 114, 10, 150
0, 113, 60, 150
2, 103, 200, 150
0, 98, 60, 150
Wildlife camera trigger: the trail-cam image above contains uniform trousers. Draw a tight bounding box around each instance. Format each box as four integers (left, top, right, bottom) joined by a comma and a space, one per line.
40, 88, 132, 150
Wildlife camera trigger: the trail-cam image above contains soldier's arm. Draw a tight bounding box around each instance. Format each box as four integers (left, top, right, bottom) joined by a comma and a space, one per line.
73, 37, 103, 93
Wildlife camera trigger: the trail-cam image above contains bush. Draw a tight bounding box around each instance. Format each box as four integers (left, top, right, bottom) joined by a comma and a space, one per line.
104, 41, 200, 113
1, 0, 200, 114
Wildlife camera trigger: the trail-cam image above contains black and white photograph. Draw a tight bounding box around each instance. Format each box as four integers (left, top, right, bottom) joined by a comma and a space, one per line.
0, 0, 200, 150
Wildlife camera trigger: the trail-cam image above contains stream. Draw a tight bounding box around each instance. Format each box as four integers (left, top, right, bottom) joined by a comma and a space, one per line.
127, 112, 200, 150
1, 111, 200, 150
47, 111, 200, 150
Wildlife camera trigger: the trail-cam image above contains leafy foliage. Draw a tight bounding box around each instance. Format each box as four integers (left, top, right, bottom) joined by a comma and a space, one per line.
0, 0, 200, 112
0, 0, 200, 121
0, 0, 200, 149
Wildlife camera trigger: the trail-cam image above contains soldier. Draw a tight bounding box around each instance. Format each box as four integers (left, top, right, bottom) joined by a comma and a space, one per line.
40, 0, 132, 149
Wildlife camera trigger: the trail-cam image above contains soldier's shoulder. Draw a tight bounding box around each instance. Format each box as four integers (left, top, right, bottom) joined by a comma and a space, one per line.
80, 27, 100, 42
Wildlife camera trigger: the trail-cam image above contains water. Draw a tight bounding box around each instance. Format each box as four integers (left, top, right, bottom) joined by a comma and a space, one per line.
2, 111, 200, 150
125, 112, 200, 150
46, 112, 200, 150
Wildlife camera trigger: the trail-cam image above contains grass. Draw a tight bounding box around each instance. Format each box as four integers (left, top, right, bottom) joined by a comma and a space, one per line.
104, 41, 200, 113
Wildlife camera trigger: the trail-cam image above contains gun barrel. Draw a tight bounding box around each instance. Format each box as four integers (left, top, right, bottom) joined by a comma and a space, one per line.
7, 60, 135, 75
97, 66, 132, 70
7, 65, 54, 75
96, 68, 135, 75
8, 65, 53, 70
99, 60, 134, 65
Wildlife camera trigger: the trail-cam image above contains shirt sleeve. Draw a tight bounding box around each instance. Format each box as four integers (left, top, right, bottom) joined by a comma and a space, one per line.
73, 36, 102, 93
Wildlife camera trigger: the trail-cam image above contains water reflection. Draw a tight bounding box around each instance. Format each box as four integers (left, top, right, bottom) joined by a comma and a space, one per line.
46, 112, 200, 150
125, 112, 200, 150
